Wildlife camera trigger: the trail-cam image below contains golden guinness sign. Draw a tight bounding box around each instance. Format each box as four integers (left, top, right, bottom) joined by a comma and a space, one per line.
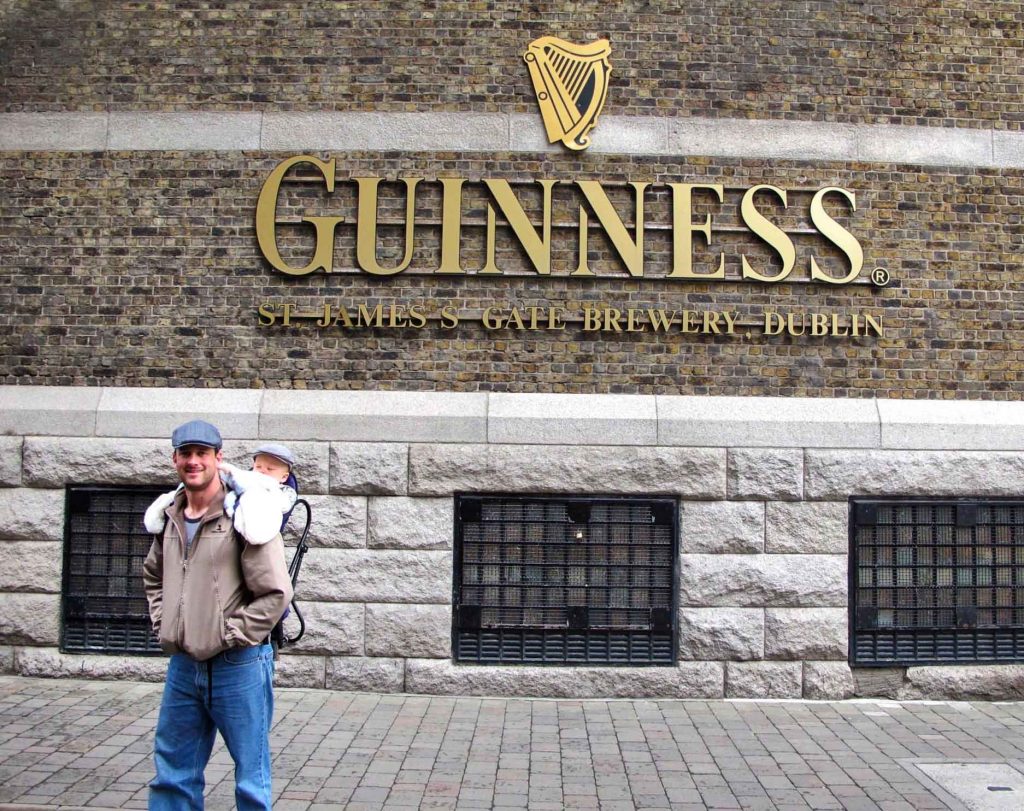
524, 36, 611, 151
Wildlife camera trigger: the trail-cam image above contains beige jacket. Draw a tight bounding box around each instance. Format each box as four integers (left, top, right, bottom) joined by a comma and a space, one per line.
143, 485, 293, 661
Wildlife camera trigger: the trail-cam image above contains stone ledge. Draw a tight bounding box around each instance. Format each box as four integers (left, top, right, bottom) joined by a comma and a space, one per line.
0, 386, 100, 436
588, 115, 669, 155
671, 118, 857, 161
488, 393, 657, 446
96, 387, 262, 439
107, 112, 261, 150
856, 123, 992, 167
994, 130, 1024, 168
878, 399, 1024, 450
5, 389, 1024, 455
263, 111, 510, 151
657, 396, 879, 448
0, 112, 107, 151
507, 112, 559, 152
262, 390, 487, 443
0, 113, 1018, 171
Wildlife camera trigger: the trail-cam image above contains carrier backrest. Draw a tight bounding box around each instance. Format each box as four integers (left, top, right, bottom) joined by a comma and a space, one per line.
280, 470, 299, 532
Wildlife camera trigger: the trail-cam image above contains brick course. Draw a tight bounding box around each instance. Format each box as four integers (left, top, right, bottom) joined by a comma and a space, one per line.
1, 1, 1023, 131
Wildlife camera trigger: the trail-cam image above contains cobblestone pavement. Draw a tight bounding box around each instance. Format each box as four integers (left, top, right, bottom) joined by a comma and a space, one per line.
2, 676, 1024, 810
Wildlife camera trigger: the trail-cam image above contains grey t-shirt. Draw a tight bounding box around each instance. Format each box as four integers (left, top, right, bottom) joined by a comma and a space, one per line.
184, 515, 202, 551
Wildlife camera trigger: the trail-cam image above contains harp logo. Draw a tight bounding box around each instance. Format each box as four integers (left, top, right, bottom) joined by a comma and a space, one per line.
524, 36, 611, 151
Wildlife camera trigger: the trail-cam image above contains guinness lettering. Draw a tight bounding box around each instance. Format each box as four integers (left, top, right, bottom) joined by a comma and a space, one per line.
255, 155, 868, 285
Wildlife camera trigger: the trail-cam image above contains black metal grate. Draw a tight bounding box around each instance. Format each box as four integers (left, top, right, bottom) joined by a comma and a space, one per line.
851, 499, 1024, 666
62, 486, 166, 655
454, 495, 678, 665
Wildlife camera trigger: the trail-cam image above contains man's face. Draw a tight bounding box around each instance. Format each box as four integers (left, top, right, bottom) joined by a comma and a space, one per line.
253, 453, 290, 484
173, 444, 223, 491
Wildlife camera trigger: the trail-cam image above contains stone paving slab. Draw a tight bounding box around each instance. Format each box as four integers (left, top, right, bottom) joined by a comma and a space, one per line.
3, 677, 1024, 810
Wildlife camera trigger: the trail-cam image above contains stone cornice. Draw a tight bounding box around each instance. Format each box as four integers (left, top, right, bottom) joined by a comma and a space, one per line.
2, 386, 1024, 450
1, 111, 1022, 169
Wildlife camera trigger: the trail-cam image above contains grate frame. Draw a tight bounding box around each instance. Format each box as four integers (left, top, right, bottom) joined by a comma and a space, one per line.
850, 497, 1024, 667
61, 485, 167, 655
453, 494, 679, 666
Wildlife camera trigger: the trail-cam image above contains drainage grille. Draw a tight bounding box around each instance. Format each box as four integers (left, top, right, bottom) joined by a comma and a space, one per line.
851, 499, 1024, 666
62, 486, 165, 655
454, 495, 678, 665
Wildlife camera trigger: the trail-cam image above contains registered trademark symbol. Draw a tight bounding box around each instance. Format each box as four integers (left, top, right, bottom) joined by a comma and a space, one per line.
870, 267, 891, 287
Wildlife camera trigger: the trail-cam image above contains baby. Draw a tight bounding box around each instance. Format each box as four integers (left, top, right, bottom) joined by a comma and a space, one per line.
219, 443, 298, 544
144, 443, 298, 546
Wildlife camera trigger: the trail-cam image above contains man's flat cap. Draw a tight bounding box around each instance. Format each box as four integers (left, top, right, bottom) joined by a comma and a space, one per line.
171, 420, 223, 450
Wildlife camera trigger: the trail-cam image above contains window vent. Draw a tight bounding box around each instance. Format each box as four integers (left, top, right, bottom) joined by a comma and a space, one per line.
851, 499, 1024, 666
62, 486, 165, 655
454, 495, 678, 666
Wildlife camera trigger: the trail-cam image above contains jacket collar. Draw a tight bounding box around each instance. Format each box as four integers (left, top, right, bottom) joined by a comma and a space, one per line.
167, 482, 227, 525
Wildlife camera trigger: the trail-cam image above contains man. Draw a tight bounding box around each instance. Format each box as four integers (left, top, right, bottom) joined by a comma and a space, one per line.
143, 420, 293, 811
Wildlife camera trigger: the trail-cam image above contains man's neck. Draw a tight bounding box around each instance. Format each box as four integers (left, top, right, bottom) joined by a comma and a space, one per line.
183, 481, 222, 519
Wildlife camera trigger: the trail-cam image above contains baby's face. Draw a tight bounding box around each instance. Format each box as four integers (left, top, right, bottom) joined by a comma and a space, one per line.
253, 453, 290, 483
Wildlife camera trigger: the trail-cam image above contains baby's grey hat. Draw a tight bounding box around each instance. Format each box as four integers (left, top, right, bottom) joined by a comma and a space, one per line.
253, 442, 295, 468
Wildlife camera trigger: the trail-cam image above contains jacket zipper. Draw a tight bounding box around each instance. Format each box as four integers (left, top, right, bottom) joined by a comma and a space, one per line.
173, 511, 217, 651
174, 519, 187, 648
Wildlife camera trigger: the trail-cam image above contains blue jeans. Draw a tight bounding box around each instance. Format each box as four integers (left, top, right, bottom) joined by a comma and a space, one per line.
149, 644, 275, 811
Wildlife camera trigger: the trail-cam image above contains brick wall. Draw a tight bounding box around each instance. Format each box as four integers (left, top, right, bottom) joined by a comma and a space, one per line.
1, 151, 1021, 397
1, 1, 1023, 397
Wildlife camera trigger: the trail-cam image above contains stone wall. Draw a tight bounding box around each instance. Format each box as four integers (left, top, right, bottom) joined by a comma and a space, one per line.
3, 386, 1024, 699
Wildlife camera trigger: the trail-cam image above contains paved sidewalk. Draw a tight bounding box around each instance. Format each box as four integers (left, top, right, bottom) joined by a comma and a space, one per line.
2, 676, 1024, 810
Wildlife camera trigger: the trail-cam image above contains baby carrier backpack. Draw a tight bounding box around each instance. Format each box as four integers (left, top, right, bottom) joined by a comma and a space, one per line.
271, 469, 311, 654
